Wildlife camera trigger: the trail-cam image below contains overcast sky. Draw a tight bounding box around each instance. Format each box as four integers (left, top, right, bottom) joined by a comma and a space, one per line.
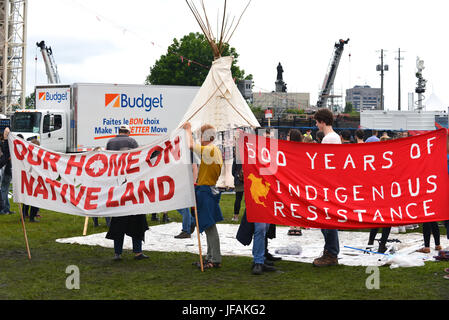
27, 0, 449, 111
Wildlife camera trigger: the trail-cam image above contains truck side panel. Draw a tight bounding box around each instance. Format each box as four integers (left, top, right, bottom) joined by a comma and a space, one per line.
72, 83, 199, 150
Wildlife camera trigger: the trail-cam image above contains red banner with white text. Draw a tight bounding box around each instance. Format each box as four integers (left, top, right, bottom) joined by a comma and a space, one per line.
240, 129, 449, 229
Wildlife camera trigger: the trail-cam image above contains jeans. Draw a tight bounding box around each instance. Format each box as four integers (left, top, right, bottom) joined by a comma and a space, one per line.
177, 208, 192, 233
93, 217, 111, 227
0, 172, 11, 213
321, 229, 339, 256
113, 235, 142, 255
253, 223, 269, 264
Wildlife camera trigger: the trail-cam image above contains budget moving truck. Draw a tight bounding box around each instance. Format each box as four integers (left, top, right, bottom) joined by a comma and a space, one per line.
10, 83, 199, 153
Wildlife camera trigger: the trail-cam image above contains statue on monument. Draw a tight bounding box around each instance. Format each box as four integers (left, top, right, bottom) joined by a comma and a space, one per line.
276, 62, 284, 80
275, 62, 287, 92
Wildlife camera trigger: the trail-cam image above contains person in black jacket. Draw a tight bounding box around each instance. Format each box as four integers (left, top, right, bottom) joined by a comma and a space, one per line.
105, 125, 149, 261
231, 153, 244, 222
0, 128, 14, 215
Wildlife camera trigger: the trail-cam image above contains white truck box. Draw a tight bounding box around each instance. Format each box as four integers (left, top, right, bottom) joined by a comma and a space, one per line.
360, 110, 446, 131
11, 83, 199, 152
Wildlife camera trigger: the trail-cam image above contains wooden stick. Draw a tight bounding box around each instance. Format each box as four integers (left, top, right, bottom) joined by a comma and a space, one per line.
193, 206, 204, 272
19, 204, 31, 260
83, 216, 89, 236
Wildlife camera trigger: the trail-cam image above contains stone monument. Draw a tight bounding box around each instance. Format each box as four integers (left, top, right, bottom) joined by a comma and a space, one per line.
275, 62, 287, 92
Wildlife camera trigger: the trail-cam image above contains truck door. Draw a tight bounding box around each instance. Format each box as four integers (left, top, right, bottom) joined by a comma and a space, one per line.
41, 113, 66, 152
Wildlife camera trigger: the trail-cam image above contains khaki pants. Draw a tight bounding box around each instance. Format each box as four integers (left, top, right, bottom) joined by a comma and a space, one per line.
205, 224, 221, 263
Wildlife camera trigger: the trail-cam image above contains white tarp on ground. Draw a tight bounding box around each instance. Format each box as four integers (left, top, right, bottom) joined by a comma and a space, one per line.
56, 223, 449, 268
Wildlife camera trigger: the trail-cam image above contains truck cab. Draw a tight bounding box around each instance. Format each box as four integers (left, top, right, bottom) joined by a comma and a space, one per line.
11, 109, 67, 152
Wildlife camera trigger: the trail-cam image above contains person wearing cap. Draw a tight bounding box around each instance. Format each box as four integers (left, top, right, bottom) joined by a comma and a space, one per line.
105, 124, 149, 261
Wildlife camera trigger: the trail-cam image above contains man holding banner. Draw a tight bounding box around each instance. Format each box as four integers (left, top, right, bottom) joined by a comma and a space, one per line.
182, 122, 224, 269
312, 108, 342, 267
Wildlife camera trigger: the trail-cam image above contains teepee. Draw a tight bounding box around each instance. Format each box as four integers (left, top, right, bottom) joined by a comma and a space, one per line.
179, 0, 259, 189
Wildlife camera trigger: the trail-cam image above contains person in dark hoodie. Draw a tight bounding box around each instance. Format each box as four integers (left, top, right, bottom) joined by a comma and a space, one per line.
0, 128, 13, 215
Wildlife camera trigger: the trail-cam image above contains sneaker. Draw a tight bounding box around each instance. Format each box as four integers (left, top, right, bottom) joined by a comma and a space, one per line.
391, 227, 399, 234
251, 263, 276, 275
365, 245, 375, 253
134, 253, 149, 260
399, 226, 406, 233
252, 263, 264, 275
113, 254, 122, 261
265, 252, 282, 262
405, 225, 415, 230
231, 215, 239, 222
313, 250, 338, 267
174, 231, 191, 239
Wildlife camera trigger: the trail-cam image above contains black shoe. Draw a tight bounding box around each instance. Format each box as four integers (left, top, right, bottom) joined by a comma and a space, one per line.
134, 253, 149, 260
265, 252, 282, 262
264, 260, 275, 266
252, 263, 264, 275
113, 254, 122, 261
174, 231, 191, 239
190, 223, 196, 234
252, 263, 277, 275
262, 263, 277, 272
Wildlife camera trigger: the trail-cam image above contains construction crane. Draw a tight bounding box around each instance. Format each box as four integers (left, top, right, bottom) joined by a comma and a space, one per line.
36, 40, 60, 84
317, 38, 349, 109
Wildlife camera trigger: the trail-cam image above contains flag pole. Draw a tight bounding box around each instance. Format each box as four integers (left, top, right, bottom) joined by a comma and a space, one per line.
193, 205, 204, 272
82, 216, 89, 236
19, 203, 31, 260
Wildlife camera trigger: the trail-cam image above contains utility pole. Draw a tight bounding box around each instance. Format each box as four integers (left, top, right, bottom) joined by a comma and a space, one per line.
415, 57, 426, 111
376, 50, 388, 110
395, 48, 405, 111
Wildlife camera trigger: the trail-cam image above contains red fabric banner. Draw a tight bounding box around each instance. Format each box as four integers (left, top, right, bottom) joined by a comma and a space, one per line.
240, 129, 449, 229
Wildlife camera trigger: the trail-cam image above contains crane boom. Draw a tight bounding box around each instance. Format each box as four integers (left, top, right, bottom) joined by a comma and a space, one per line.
317, 38, 349, 109
36, 41, 61, 84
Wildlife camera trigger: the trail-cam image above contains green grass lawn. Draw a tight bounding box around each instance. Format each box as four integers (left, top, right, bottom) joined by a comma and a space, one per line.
0, 194, 449, 300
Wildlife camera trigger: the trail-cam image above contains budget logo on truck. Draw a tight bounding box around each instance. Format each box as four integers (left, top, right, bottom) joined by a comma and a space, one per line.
38, 91, 68, 103
105, 93, 163, 112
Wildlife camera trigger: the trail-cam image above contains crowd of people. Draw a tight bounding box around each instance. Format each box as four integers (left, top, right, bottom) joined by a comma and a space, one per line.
1, 109, 449, 276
